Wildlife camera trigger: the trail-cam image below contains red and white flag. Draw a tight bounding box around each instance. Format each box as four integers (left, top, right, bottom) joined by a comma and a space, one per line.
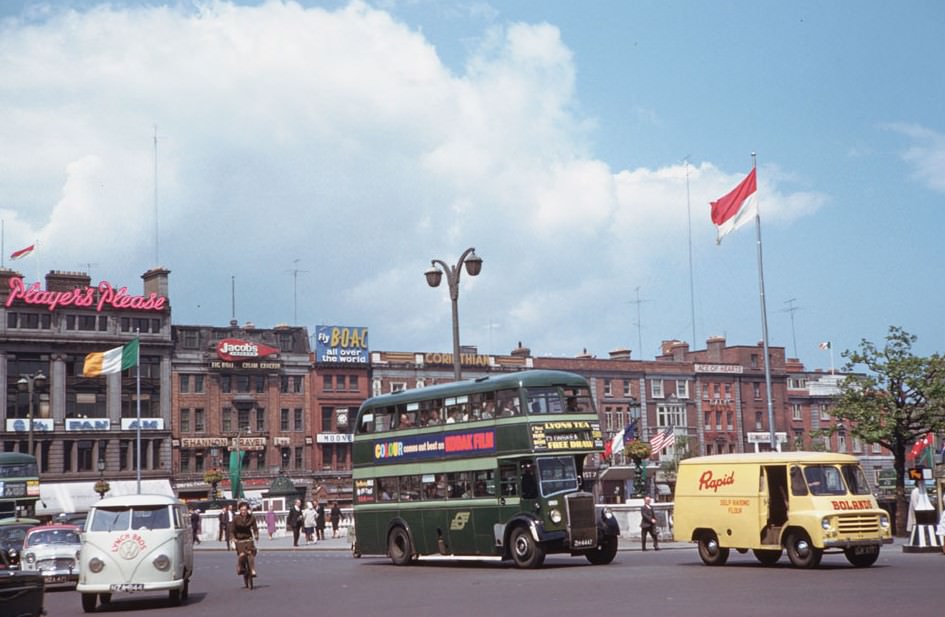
710, 168, 758, 244
10, 244, 35, 260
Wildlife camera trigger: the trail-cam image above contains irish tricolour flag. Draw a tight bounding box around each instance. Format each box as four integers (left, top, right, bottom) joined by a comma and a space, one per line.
710, 168, 758, 244
83, 339, 139, 377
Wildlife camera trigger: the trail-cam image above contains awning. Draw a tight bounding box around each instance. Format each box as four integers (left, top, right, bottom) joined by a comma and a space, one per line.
37, 479, 175, 516
597, 466, 637, 482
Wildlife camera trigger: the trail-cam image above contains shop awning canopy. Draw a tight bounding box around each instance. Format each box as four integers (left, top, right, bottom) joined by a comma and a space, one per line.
37, 479, 175, 516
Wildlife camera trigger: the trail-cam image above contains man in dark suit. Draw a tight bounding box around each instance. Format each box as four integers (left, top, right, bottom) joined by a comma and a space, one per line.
640, 495, 659, 551
218, 505, 234, 550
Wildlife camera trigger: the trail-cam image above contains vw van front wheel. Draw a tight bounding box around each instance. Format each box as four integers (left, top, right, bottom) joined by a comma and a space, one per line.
81, 593, 97, 613
697, 532, 729, 566
786, 531, 822, 569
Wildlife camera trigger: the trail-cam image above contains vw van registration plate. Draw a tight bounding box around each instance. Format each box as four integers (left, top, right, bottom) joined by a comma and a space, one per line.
110, 583, 145, 592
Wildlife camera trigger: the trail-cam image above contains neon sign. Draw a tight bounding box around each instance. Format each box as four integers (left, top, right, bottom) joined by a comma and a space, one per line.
5, 277, 167, 312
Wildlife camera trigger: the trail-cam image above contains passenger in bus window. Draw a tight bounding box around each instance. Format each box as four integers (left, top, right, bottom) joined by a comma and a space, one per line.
481, 400, 495, 419
428, 409, 442, 425
400, 413, 414, 429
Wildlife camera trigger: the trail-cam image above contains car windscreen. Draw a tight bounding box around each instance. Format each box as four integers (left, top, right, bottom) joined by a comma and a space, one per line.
27, 529, 80, 546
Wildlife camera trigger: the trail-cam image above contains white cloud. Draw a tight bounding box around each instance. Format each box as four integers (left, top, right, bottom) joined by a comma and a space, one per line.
0, 1, 822, 358
888, 123, 945, 193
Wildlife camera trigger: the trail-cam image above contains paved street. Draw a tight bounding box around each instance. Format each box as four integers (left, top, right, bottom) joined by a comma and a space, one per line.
42, 537, 943, 617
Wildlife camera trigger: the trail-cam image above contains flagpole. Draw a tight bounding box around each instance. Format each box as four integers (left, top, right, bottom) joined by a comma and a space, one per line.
135, 330, 142, 494
1, 219, 5, 269
685, 158, 697, 348
751, 153, 779, 452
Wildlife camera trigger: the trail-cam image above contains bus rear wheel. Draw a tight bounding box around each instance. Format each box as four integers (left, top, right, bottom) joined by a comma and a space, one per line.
585, 535, 618, 565
510, 526, 545, 569
388, 527, 413, 566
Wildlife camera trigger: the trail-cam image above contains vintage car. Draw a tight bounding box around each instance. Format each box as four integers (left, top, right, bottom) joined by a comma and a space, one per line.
20, 524, 82, 587
0, 518, 41, 571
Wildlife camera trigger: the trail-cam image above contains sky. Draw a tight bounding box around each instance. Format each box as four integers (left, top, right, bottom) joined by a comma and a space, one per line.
1, 0, 943, 369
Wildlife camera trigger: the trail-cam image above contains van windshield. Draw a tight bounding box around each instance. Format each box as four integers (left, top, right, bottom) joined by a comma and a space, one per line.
89, 505, 172, 532
803, 465, 848, 496
841, 464, 872, 495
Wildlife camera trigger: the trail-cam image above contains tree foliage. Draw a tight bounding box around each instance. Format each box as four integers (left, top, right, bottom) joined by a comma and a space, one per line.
829, 326, 945, 533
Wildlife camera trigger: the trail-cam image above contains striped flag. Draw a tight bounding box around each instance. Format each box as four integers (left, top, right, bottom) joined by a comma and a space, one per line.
649, 428, 675, 454
608, 427, 627, 458
710, 168, 757, 244
83, 339, 139, 377
819, 341, 831, 350
10, 244, 35, 260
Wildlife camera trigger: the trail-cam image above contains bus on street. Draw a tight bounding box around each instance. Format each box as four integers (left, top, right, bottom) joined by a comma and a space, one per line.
0, 452, 41, 519
352, 370, 620, 568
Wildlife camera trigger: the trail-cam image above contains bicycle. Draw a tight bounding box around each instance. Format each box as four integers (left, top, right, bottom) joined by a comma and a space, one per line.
235, 539, 257, 590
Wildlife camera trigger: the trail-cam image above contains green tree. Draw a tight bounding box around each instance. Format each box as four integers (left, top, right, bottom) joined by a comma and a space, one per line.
828, 327, 945, 535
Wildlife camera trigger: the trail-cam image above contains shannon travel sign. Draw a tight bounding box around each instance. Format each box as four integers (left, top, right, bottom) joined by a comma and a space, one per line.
215, 338, 280, 362
5, 277, 167, 312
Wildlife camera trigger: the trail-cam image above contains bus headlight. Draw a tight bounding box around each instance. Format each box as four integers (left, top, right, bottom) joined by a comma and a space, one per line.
549, 509, 563, 524
153, 554, 171, 571
88, 557, 105, 573
880, 515, 890, 528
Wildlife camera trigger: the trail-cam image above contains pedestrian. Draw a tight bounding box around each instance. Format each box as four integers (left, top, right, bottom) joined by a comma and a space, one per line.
315, 500, 326, 541
190, 508, 202, 544
286, 498, 304, 547
640, 495, 659, 551
303, 501, 317, 544
330, 501, 343, 538
265, 505, 277, 540
218, 504, 234, 550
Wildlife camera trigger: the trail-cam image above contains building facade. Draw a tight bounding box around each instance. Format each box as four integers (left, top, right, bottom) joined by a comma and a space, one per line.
1, 268, 174, 515
170, 321, 313, 501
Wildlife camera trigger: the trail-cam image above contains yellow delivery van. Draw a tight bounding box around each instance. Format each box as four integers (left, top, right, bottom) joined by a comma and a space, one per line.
673, 452, 892, 568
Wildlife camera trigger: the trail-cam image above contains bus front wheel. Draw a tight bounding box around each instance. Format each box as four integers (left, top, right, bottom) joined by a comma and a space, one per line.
510, 526, 545, 569
388, 527, 413, 566
585, 535, 618, 565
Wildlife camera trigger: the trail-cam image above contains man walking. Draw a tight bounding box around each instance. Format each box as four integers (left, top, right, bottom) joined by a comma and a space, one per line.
218, 504, 234, 550
640, 495, 659, 551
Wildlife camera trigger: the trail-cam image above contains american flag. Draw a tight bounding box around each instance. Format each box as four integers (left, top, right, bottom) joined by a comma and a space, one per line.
649, 428, 675, 453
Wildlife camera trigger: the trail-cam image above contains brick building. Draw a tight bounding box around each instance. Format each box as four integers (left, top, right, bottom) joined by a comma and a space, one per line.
1, 267, 174, 515
170, 321, 313, 501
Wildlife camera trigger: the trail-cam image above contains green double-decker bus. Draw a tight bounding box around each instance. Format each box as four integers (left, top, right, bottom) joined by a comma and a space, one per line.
352, 370, 620, 568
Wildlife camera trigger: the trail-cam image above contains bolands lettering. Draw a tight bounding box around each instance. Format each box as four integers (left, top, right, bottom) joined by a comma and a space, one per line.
698, 469, 736, 492
831, 499, 874, 511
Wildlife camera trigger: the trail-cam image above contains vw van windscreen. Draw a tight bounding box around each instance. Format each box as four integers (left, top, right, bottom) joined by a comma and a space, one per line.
88, 505, 172, 532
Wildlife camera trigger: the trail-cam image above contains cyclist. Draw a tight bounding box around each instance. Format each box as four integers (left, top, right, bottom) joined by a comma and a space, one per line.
230, 501, 259, 577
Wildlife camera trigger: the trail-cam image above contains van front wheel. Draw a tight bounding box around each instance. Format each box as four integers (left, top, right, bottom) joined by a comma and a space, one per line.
697, 533, 729, 566
786, 531, 822, 569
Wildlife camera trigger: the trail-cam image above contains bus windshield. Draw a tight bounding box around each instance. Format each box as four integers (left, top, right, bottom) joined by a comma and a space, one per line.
536, 456, 579, 497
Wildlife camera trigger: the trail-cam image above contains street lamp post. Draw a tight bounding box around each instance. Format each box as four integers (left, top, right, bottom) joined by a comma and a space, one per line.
95, 459, 109, 499
424, 247, 483, 381
17, 372, 47, 456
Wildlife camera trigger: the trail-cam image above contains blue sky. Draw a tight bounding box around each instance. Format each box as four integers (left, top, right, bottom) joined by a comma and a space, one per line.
1, 0, 942, 369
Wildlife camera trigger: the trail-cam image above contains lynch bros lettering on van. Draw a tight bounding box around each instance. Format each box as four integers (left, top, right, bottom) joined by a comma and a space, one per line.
673, 452, 892, 569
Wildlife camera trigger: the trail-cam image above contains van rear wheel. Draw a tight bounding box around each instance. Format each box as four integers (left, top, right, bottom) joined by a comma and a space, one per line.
786, 531, 822, 569
697, 532, 729, 566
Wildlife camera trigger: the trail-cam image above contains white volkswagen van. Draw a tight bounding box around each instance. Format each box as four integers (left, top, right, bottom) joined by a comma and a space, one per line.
77, 494, 193, 612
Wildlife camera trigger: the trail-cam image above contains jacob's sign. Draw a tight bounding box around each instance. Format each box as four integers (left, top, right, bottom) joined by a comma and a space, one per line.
216, 338, 280, 361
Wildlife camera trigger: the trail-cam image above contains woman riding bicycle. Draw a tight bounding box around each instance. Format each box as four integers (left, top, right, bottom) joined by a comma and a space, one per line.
229, 501, 259, 577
